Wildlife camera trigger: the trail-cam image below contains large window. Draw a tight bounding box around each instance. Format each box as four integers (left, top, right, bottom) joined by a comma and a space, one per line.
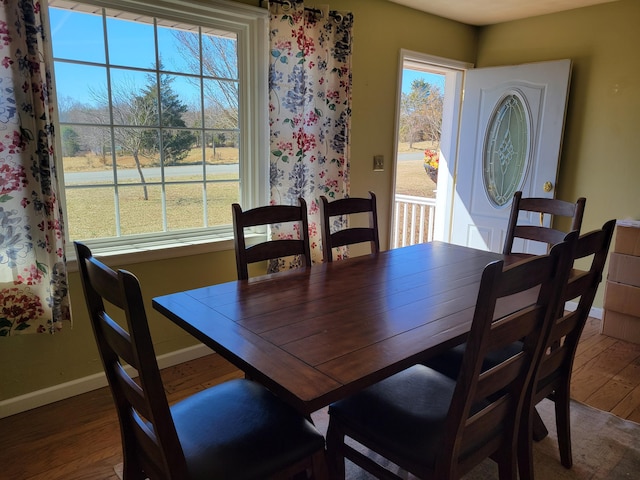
48, 0, 268, 254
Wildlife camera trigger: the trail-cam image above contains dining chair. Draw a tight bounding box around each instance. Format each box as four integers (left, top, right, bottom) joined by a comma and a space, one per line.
325, 237, 575, 479
502, 191, 586, 255
319, 191, 379, 262
74, 241, 328, 480
518, 219, 615, 480
232, 198, 311, 280
423, 220, 615, 478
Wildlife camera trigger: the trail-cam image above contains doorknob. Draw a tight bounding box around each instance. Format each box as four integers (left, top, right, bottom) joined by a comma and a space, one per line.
543, 181, 553, 193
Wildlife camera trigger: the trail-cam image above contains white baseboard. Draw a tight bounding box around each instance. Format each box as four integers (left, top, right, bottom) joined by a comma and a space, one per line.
0, 343, 211, 419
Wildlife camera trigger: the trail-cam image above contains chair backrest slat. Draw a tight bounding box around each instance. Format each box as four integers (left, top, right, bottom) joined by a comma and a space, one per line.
232, 199, 311, 280
97, 313, 137, 367
320, 191, 380, 262
503, 191, 586, 255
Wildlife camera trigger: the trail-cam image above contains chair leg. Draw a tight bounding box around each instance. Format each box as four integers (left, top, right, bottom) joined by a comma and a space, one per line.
326, 419, 346, 480
532, 406, 549, 441
517, 408, 535, 480
497, 448, 518, 480
122, 454, 146, 480
554, 387, 573, 468
310, 449, 329, 480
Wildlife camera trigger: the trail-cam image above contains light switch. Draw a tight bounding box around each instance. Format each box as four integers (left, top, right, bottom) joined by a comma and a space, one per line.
373, 155, 384, 171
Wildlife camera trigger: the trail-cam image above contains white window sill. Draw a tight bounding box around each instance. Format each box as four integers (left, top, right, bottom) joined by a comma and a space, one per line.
65, 230, 264, 272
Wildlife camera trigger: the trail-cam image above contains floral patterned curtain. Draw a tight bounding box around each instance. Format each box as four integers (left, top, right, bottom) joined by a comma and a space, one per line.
268, 0, 353, 266
0, 0, 70, 335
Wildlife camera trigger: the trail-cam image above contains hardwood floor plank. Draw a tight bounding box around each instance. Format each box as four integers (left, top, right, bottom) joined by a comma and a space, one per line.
611, 383, 640, 420
582, 347, 640, 411
571, 339, 640, 401
573, 332, 617, 369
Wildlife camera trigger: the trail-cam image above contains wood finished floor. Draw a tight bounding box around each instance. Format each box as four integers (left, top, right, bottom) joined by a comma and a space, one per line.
1, 317, 639, 480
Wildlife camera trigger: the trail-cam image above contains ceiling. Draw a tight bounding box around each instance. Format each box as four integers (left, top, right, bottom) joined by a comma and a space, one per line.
388, 0, 621, 26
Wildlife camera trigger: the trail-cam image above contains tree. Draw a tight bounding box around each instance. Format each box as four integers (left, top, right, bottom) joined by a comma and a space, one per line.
400, 79, 443, 148
173, 30, 239, 130
61, 126, 80, 157
136, 72, 197, 166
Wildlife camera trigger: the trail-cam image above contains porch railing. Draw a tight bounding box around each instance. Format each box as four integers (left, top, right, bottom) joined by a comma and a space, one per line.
393, 194, 437, 248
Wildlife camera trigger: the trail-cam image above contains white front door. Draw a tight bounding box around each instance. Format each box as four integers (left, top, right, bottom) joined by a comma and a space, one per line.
450, 59, 572, 253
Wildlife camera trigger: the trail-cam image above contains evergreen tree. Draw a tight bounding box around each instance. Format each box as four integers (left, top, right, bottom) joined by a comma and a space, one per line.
136, 71, 197, 166
61, 126, 81, 157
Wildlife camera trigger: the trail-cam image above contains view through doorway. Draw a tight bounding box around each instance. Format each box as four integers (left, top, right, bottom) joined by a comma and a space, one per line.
392, 51, 470, 248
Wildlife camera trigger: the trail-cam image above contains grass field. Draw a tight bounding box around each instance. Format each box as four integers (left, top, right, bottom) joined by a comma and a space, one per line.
63, 144, 435, 240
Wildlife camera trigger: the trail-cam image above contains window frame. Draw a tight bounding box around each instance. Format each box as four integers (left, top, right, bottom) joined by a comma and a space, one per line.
48, 0, 269, 265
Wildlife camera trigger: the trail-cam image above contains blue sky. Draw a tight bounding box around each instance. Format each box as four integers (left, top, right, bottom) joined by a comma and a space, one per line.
49, 6, 444, 106
49, 7, 208, 106
401, 69, 445, 94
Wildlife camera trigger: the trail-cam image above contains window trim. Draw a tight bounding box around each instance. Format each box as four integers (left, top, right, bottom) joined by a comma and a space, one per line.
49, 0, 269, 263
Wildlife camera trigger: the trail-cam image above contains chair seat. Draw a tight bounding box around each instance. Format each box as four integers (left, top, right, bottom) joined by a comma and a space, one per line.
329, 365, 487, 471
172, 379, 326, 480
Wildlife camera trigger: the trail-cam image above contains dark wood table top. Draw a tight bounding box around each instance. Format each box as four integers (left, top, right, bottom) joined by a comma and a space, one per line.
153, 241, 505, 414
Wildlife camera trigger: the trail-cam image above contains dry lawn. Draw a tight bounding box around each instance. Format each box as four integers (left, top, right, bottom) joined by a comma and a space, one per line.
63, 144, 436, 240
63, 146, 238, 172
63, 147, 239, 240
395, 141, 436, 198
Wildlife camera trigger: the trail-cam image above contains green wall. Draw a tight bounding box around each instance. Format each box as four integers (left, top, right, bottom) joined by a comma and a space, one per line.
0, 0, 475, 405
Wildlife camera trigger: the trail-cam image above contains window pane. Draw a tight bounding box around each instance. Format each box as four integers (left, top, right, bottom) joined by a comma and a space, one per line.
110, 69, 157, 126
54, 62, 108, 109
119, 185, 164, 235
203, 79, 238, 129
164, 130, 203, 182
160, 75, 200, 127
114, 128, 159, 179
50, 8, 105, 63
202, 31, 238, 79
107, 17, 156, 69
158, 26, 200, 75
62, 126, 115, 186
207, 181, 239, 226
206, 132, 239, 181
166, 184, 204, 230
65, 187, 117, 240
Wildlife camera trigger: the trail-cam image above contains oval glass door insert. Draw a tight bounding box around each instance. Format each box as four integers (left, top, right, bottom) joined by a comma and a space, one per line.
483, 93, 530, 207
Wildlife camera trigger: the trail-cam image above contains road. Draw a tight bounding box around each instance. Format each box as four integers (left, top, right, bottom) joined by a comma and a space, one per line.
398, 151, 424, 161
64, 154, 422, 184
64, 164, 238, 184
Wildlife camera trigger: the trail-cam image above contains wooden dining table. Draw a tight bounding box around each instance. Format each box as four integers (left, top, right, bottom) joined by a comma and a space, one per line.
153, 241, 512, 415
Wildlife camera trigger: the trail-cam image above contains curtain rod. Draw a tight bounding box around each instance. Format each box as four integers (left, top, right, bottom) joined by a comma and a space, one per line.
260, 0, 345, 21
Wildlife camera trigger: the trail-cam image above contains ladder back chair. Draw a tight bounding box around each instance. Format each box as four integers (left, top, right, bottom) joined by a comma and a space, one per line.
325, 238, 575, 480
503, 191, 586, 255
232, 198, 311, 280
518, 219, 615, 479
75, 242, 328, 480
320, 191, 380, 262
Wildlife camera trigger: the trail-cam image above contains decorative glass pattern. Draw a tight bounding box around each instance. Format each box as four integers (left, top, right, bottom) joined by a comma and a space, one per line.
483, 93, 530, 207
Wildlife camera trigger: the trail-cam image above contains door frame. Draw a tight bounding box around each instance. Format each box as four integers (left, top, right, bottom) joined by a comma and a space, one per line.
391, 50, 473, 244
